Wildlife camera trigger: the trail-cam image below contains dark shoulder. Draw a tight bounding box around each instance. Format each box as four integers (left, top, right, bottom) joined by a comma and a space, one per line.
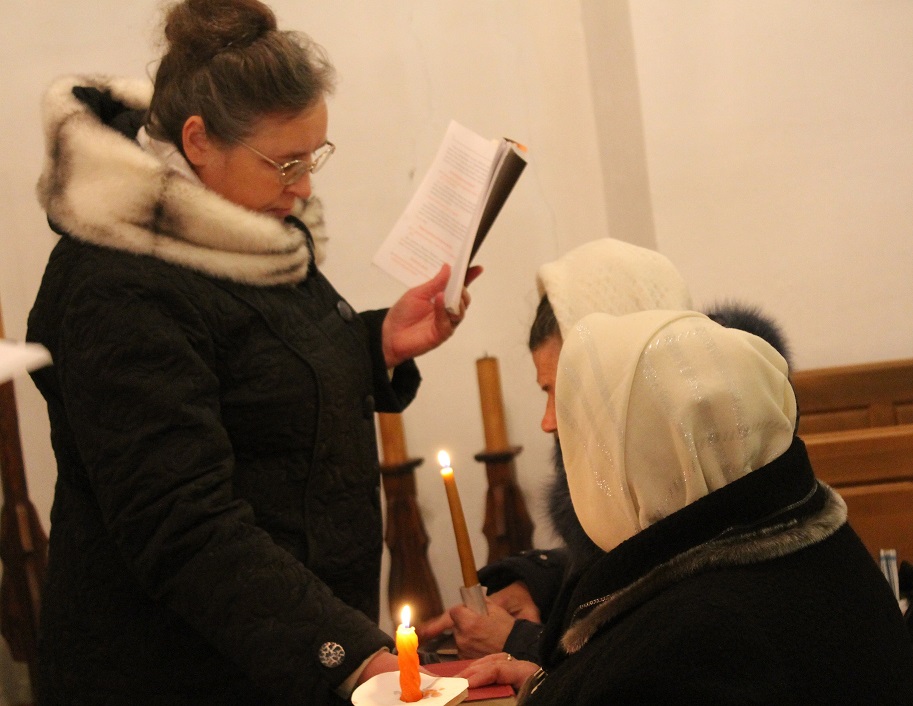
39, 235, 235, 309
30, 236, 235, 352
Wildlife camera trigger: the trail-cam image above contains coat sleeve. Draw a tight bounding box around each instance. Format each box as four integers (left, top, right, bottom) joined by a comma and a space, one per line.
358, 308, 421, 412
55, 275, 392, 701
502, 619, 545, 663
479, 548, 568, 621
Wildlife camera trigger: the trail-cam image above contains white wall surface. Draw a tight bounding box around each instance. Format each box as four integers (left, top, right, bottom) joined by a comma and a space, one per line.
622, 0, 913, 369
0, 1, 910, 679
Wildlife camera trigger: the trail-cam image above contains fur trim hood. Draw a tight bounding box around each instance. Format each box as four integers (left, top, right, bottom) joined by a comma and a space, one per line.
704, 301, 793, 370
36, 75, 325, 286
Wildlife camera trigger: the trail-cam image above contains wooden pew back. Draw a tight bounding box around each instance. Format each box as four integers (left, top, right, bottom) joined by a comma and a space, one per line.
792, 358, 913, 434
792, 358, 913, 564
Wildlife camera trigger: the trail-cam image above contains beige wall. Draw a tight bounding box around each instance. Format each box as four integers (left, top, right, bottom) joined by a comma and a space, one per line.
624, 0, 913, 369
0, 0, 910, 653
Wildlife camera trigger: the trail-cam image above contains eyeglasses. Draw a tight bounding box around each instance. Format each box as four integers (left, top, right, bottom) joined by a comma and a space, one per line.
237, 139, 336, 186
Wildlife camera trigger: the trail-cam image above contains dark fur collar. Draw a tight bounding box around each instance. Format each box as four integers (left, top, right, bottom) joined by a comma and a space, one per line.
558, 441, 847, 654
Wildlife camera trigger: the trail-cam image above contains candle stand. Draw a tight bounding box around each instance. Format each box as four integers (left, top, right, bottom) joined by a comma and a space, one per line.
474, 356, 534, 564
474, 447, 533, 564
380, 456, 444, 627
378, 412, 443, 626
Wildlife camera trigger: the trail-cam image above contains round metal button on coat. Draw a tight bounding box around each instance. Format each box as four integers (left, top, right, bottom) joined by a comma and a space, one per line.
337, 300, 354, 321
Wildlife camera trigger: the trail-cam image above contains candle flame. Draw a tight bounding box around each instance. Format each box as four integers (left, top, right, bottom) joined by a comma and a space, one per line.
400, 604, 411, 628
437, 450, 451, 468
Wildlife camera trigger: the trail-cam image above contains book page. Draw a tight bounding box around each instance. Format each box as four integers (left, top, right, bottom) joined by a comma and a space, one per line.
374, 121, 499, 288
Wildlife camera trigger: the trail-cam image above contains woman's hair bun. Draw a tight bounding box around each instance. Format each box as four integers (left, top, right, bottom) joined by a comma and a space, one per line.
162, 0, 277, 64
148, 0, 335, 148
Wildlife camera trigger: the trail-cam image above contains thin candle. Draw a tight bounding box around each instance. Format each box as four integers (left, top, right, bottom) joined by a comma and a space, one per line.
395, 605, 422, 702
438, 451, 479, 587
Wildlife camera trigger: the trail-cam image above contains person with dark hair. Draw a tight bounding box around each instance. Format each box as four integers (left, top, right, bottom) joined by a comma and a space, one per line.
420, 239, 801, 665
462, 310, 913, 704
27, 1, 475, 703
420, 238, 693, 660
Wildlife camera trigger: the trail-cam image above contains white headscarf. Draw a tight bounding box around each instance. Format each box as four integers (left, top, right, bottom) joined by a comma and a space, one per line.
556, 310, 797, 553
537, 239, 692, 338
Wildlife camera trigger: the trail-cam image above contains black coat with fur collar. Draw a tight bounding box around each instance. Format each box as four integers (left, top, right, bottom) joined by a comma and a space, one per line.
520, 439, 913, 706
28, 76, 419, 705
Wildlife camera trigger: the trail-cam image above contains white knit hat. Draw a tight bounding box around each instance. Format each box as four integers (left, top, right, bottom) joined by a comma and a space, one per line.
556, 310, 797, 553
537, 239, 692, 338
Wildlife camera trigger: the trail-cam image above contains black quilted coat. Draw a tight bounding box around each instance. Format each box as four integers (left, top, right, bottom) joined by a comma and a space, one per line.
27, 76, 419, 705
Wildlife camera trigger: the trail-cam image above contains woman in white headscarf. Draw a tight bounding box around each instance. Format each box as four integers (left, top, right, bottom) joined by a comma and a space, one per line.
418, 237, 694, 661
464, 310, 913, 704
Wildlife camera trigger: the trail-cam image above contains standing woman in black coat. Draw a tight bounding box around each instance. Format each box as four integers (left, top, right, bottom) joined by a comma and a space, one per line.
27, 0, 475, 703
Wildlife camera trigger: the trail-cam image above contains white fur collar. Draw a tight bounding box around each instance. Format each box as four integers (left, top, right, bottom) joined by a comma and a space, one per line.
36, 75, 324, 286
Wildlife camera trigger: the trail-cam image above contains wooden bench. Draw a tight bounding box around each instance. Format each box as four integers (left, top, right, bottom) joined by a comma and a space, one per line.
792, 358, 913, 563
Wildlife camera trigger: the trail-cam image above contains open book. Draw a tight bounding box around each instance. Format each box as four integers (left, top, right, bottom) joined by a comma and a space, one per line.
373, 120, 527, 313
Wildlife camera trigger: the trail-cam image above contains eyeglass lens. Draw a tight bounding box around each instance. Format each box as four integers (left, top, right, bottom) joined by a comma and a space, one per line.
281, 142, 335, 185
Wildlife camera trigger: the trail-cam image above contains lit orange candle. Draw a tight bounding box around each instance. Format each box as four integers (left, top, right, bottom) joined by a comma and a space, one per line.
395, 605, 422, 702
438, 451, 479, 587
476, 356, 510, 451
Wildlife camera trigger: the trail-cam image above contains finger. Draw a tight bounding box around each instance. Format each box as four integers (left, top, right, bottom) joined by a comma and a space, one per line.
469, 652, 511, 668
461, 663, 501, 688
410, 264, 452, 298
457, 653, 513, 687
445, 287, 471, 327
460, 287, 472, 311
490, 595, 538, 622
434, 293, 457, 332
464, 265, 483, 287
416, 611, 454, 639
454, 654, 499, 678
484, 596, 510, 613
448, 604, 467, 628
447, 304, 464, 327
448, 604, 476, 630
